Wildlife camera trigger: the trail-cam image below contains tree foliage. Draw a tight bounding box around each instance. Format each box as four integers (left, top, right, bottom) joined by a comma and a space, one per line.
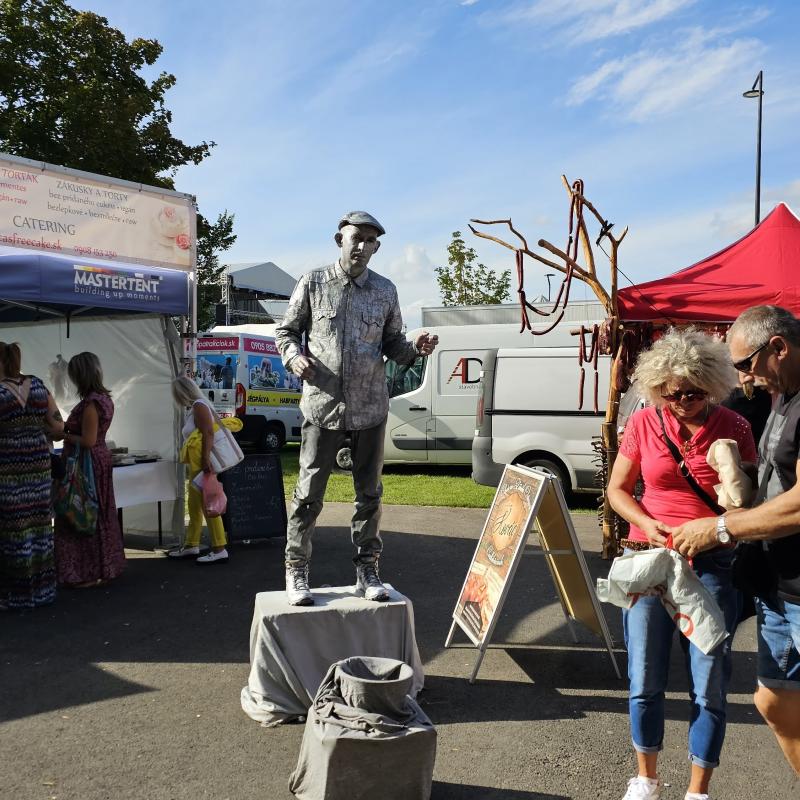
435, 231, 511, 306
196, 211, 235, 331
0, 0, 235, 326
0, 0, 212, 185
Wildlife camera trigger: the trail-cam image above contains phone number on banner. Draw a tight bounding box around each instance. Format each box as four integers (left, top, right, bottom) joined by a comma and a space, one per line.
247, 389, 301, 407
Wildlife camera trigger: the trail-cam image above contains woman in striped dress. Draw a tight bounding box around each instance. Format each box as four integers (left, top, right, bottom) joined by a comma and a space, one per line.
0, 342, 64, 610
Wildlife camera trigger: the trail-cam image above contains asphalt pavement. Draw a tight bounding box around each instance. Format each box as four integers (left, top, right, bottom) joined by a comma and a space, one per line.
1, 503, 798, 800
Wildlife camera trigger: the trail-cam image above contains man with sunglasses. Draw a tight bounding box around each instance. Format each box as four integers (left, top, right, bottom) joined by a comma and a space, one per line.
673, 305, 800, 776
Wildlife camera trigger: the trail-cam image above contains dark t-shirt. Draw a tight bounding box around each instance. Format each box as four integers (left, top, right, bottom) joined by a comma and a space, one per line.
759, 390, 800, 602
722, 386, 773, 446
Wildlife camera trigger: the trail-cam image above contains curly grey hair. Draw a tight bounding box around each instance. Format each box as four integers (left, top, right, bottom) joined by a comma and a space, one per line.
729, 305, 800, 349
632, 328, 738, 406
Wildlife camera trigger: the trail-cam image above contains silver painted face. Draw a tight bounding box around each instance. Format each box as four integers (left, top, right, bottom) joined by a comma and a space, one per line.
337, 224, 380, 277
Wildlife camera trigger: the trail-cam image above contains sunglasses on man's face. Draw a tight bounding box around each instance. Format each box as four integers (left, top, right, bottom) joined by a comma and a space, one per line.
661, 389, 708, 402
732, 341, 771, 373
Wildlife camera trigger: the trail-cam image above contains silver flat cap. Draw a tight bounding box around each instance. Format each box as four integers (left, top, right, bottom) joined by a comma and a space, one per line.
338, 211, 385, 236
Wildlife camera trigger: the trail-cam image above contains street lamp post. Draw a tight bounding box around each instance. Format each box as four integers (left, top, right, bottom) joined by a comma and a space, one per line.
743, 70, 764, 226
545, 273, 554, 302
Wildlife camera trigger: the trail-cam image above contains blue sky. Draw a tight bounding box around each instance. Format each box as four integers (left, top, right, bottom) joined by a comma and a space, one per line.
79, 0, 800, 327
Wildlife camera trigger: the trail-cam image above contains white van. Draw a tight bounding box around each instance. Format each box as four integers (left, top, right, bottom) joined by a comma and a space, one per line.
188, 329, 302, 451
335, 322, 604, 471
334, 323, 582, 467
472, 336, 610, 493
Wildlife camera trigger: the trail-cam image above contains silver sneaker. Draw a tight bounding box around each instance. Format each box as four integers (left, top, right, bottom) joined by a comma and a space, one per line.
356, 561, 390, 602
285, 564, 313, 606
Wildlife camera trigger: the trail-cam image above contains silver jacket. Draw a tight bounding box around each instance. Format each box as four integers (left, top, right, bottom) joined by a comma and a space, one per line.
275, 263, 418, 430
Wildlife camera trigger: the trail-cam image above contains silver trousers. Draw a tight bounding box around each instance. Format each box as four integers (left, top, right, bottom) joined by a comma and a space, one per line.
285, 419, 386, 566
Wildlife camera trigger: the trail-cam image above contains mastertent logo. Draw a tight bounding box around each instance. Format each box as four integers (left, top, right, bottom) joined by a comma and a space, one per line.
73, 264, 162, 301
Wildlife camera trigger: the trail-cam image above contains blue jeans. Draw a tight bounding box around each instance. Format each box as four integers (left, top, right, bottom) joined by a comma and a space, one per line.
756, 595, 800, 690
622, 549, 739, 768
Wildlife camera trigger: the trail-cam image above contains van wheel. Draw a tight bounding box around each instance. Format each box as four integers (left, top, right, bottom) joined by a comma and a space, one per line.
518, 457, 571, 495
260, 423, 285, 453
335, 446, 353, 471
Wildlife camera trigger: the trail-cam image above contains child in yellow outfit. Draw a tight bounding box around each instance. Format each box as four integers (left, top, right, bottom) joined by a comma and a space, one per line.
168, 377, 242, 564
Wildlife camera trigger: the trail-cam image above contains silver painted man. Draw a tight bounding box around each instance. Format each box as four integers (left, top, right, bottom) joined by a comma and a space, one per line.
275, 211, 438, 605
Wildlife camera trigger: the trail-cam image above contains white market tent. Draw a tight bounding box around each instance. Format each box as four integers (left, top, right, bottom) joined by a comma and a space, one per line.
0, 153, 199, 538
2, 310, 184, 537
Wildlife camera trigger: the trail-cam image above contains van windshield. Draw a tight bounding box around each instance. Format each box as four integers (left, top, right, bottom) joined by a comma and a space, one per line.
385, 356, 426, 398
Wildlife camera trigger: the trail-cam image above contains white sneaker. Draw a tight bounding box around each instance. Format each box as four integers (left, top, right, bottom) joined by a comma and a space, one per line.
622, 776, 661, 800
286, 564, 313, 606
685, 794, 709, 800
356, 561, 390, 602
197, 549, 228, 565
167, 546, 200, 558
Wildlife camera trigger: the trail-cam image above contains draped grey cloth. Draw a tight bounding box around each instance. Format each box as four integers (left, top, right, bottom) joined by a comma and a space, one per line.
288, 657, 437, 800
241, 586, 424, 726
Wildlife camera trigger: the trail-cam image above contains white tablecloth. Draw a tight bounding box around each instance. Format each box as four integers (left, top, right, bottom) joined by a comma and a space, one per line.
112, 461, 179, 508
241, 585, 424, 726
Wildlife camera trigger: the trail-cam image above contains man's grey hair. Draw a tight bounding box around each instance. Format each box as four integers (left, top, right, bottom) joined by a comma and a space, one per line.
729, 305, 800, 348
632, 327, 738, 406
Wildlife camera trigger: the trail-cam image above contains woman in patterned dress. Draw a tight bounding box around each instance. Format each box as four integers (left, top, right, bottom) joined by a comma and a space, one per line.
54, 352, 125, 588
0, 342, 64, 610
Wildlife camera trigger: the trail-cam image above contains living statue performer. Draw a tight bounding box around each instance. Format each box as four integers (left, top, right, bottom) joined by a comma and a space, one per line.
275, 211, 438, 605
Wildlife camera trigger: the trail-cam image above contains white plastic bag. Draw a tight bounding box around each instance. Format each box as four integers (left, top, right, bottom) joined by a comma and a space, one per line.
596, 549, 728, 654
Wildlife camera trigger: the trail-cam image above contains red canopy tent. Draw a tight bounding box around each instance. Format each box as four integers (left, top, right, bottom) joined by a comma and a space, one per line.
617, 202, 800, 322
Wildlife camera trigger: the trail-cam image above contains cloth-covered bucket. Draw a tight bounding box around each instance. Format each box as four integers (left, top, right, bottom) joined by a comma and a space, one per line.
288, 656, 437, 800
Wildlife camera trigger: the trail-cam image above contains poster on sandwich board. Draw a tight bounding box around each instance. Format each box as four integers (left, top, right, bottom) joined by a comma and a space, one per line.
452, 465, 545, 647
446, 463, 620, 683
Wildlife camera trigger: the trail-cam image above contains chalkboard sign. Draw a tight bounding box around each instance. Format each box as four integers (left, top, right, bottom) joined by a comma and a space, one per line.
220, 454, 287, 541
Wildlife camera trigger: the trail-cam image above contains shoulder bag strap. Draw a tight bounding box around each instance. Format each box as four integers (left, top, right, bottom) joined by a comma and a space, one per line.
194, 398, 223, 425
656, 406, 725, 515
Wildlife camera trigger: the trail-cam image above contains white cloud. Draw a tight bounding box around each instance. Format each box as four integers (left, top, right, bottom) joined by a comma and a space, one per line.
381, 243, 441, 329
461, 0, 481, 5
490, 0, 696, 43
566, 25, 763, 122
384, 243, 436, 282
305, 24, 434, 110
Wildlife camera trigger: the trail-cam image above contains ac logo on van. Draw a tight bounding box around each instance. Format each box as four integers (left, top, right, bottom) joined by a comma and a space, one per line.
447, 357, 482, 385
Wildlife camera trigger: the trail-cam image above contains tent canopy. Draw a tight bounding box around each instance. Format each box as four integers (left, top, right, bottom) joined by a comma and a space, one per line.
227, 261, 296, 297
617, 203, 800, 323
0, 252, 190, 322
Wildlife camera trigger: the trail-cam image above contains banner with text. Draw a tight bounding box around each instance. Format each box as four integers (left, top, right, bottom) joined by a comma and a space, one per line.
0, 156, 194, 271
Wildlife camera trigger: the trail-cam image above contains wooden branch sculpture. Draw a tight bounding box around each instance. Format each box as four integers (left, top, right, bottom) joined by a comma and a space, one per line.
469, 175, 626, 327
469, 176, 629, 559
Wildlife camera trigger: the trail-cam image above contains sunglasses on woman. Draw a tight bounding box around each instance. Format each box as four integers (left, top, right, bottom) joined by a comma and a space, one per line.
661, 389, 708, 402
731, 341, 771, 373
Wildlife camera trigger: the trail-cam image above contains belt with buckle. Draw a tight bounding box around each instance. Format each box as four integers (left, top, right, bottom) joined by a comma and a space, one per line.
619, 538, 653, 552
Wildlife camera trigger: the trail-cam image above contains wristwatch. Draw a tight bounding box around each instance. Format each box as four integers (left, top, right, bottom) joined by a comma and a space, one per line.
716, 515, 732, 545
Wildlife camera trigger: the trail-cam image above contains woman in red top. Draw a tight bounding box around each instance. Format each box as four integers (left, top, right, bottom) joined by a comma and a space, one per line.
608, 329, 757, 800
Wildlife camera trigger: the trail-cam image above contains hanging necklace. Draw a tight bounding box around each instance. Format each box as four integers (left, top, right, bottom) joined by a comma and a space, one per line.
677, 403, 710, 457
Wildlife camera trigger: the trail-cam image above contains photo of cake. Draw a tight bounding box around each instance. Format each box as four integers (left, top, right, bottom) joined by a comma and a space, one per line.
151, 204, 190, 256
